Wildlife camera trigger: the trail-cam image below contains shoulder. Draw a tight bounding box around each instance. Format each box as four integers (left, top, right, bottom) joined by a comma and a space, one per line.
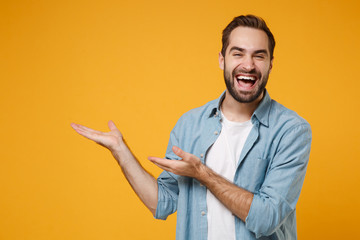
270, 100, 310, 125
174, 98, 218, 128
268, 100, 312, 139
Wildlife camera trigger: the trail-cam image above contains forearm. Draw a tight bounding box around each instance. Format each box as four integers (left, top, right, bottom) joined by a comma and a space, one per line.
149, 146, 253, 221
112, 140, 158, 216
197, 164, 253, 222
71, 121, 159, 215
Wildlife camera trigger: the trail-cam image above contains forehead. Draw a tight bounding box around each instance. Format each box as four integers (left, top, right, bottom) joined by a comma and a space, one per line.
227, 27, 269, 53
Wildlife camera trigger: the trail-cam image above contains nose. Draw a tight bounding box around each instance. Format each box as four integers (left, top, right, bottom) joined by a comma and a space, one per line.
240, 56, 255, 72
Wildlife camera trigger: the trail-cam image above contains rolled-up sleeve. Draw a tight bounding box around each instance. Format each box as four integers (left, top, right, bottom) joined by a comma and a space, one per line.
245, 123, 312, 238
155, 128, 182, 220
155, 170, 179, 220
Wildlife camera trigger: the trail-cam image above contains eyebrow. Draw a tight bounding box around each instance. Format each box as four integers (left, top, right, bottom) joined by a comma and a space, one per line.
229, 47, 269, 56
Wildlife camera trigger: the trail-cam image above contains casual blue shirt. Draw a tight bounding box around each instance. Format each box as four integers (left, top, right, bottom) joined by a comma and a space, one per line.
155, 90, 312, 240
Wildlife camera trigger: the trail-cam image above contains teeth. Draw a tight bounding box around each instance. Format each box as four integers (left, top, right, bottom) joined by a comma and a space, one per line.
237, 76, 256, 81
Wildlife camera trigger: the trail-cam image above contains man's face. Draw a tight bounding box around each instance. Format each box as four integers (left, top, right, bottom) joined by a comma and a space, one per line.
219, 27, 273, 103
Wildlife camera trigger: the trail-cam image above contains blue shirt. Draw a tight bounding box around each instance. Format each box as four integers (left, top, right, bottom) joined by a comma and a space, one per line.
155, 90, 312, 240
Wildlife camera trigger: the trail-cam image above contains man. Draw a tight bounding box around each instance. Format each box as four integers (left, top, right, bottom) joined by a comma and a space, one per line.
71, 15, 312, 240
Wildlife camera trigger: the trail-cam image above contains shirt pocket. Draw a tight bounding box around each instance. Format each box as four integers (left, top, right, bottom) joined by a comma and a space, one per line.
237, 157, 270, 192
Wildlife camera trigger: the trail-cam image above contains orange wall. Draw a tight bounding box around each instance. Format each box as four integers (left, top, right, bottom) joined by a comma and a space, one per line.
1, 0, 359, 239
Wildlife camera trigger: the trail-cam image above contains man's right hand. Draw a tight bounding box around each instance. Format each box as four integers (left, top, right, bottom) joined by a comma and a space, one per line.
71, 120, 124, 154
71, 120, 158, 215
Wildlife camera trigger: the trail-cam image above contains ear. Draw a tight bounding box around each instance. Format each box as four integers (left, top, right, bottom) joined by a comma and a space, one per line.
269, 57, 274, 73
219, 52, 224, 70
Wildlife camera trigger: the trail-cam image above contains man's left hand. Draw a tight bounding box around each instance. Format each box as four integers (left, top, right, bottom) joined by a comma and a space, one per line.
148, 146, 205, 179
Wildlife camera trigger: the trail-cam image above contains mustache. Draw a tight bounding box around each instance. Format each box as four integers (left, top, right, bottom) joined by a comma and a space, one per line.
232, 68, 259, 76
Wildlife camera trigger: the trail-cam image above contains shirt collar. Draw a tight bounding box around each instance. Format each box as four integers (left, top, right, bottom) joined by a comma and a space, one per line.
209, 90, 272, 127
252, 89, 271, 127
209, 92, 226, 118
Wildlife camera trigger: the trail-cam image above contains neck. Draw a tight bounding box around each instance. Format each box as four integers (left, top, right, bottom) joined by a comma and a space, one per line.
221, 90, 264, 122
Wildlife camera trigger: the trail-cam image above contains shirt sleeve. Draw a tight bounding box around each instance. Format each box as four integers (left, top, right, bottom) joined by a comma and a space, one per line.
245, 123, 312, 238
154, 128, 181, 220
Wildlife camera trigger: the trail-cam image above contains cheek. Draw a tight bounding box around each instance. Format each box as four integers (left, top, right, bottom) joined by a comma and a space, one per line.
257, 62, 271, 74
225, 61, 238, 73
225, 65, 235, 77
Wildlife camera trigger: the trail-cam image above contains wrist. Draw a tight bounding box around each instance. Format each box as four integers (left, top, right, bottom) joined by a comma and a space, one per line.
109, 138, 125, 157
197, 164, 212, 185
110, 139, 132, 166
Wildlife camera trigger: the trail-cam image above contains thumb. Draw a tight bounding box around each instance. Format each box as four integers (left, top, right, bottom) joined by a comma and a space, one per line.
172, 146, 188, 159
108, 120, 118, 131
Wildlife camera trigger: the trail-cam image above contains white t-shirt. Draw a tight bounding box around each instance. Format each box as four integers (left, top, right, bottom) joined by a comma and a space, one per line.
206, 112, 253, 240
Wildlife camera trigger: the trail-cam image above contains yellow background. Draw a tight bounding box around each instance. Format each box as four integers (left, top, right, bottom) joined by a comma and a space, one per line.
1, 0, 359, 239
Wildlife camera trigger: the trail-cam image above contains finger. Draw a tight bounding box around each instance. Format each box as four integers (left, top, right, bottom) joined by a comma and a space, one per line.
71, 123, 106, 141
148, 156, 171, 166
149, 156, 180, 169
108, 120, 119, 131
70, 122, 80, 130
148, 157, 174, 172
151, 162, 173, 172
72, 126, 101, 141
71, 123, 103, 135
172, 146, 189, 159
71, 123, 87, 135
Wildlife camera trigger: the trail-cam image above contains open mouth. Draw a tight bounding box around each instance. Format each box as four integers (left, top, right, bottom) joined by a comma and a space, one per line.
235, 74, 258, 89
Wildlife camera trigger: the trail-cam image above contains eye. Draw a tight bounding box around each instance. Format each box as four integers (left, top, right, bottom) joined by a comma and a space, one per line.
233, 53, 243, 57
254, 55, 265, 59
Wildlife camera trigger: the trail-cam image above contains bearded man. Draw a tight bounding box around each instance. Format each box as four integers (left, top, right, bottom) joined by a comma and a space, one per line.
72, 15, 312, 240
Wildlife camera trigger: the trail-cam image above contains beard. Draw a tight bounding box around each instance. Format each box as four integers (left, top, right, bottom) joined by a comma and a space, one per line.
224, 63, 270, 103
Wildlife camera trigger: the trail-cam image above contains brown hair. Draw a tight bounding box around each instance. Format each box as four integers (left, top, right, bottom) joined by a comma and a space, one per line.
221, 15, 275, 59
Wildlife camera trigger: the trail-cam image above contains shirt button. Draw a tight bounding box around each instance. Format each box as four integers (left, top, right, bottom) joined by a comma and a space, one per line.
200, 153, 204, 158
214, 131, 219, 135
201, 211, 206, 216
